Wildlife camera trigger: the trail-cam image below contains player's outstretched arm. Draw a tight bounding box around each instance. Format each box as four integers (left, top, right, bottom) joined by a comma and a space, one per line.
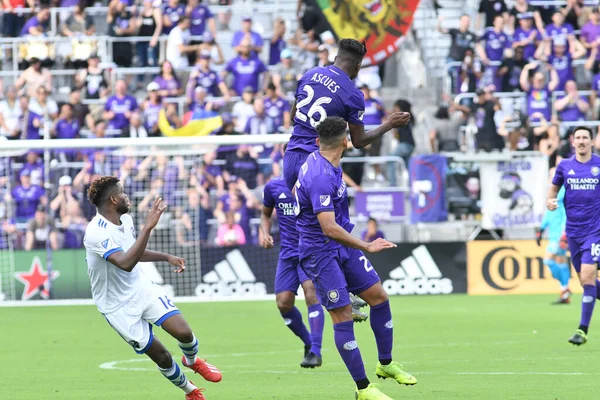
348, 111, 411, 149
140, 250, 186, 273
316, 211, 396, 253
107, 196, 166, 272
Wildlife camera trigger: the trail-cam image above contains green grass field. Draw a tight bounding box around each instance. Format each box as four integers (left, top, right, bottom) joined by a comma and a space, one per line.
2, 294, 597, 399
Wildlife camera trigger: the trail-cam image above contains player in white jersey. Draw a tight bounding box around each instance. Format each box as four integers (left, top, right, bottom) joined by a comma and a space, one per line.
83, 176, 221, 400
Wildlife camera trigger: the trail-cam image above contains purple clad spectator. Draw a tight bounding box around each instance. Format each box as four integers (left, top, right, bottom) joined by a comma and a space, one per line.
586, 46, 600, 120
218, 190, 252, 242
232, 16, 264, 55
142, 82, 163, 136
361, 218, 385, 242
103, 80, 139, 131
153, 60, 183, 97
11, 169, 46, 223
269, 18, 287, 66
224, 38, 268, 96
58, 201, 87, 249
580, 8, 600, 60
264, 83, 290, 130
360, 85, 385, 126
188, 51, 229, 99
20, 6, 50, 37
477, 15, 510, 90
187, 0, 215, 37
224, 146, 260, 189
162, 0, 185, 35
545, 10, 574, 45
541, 35, 585, 91
21, 151, 44, 187
512, 15, 540, 61
555, 80, 590, 122
53, 104, 80, 139
24, 110, 42, 140
191, 152, 224, 193
520, 62, 559, 122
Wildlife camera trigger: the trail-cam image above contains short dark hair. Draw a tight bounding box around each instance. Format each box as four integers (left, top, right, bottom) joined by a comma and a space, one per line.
316, 117, 347, 147
87, 176, 120, 207
336, 39, 367, 65
573, 126, 594, 139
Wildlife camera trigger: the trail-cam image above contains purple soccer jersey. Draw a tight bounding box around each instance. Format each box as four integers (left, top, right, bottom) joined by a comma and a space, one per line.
153, 76, 181, 93
143, 103, 161, 131
593, 73, 600, 93
193, 69, 223, 96
189, 5, 213, 36
20, 16, 45, 36
263, 176, 299, 260
162, 4, 185, 34
225, 55, 267, 95
104, 95, 138, 130
557, 95, 587, 122
363, 98, 385, 126
554, 155, 600, 271
231, 30, 264, 48
289, 66, 365, 153
26, 112, 42, 140
480, 28, 510, 61
549, 54, 573, 91
55, 119, 80, 139
513, 28, 540, 60
11, 185, 44, 220
269, 38, 286, 66
21, 162, 44, 186
546, 23, 574, 41
264, 96, 289, 129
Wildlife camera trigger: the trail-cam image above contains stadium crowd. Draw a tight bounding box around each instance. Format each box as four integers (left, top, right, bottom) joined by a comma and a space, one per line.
435, 0, 600, 160
0, 0, 403, 251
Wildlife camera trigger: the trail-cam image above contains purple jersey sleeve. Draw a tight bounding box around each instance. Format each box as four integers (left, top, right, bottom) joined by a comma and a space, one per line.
346, 91, 365, 126
131, 97, 139, 111
552, 162, 564, 187
225, 59, 234, 73
308, 176, 336, 215
104, 98, 112, 111
263, 183, 275, 208
257, 59, 267, 74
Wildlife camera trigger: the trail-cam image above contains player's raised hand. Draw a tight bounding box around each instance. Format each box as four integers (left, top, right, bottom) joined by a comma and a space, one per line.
547, 198, 558, 211
366, 238, 397, 253
168, 255, 186, 273
146, 196, 167, 229
261, 233, 274, 249
387, 112, 411, 128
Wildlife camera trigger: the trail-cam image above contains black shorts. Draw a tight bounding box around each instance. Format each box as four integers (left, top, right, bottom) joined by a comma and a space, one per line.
2, 13, 25, 38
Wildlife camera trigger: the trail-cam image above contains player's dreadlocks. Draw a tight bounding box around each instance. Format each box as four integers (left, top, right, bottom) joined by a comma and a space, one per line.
87, 176, 120, 207
316, 117, 347, 148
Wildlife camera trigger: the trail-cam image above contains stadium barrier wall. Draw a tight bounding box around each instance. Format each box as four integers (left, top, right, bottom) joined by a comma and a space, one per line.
466, 240, 582, 295
1, 242, 468, 303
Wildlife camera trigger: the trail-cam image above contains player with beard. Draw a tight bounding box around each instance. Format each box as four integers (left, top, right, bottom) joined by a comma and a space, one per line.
83, 177, 221, 399
548, 126, 600, 345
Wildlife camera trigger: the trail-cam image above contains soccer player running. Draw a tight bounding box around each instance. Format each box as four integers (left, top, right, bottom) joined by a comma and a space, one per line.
537, 183, 570, 304
83, 177, 222, 399
260, 175, 325, 368
547, 126, 600, 345
295, 117, 417, 400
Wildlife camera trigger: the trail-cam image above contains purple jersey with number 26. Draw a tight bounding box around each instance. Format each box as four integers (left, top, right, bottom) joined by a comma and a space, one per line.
288, 65, 365, 153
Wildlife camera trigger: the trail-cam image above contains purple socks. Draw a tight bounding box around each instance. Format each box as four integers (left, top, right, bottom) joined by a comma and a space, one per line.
281, 307, 311, 347
580, 284, 597, 330
370, 300, 394, 361
333, 321, 367, 382
307, 303, 324, 357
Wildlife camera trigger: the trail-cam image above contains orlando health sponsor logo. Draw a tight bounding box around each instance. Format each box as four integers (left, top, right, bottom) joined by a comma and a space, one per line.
382, 245, 453, 295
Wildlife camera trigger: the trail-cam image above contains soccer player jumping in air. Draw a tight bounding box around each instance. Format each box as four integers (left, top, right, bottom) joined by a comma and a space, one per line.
261, 175, 325, 368
83, 177, 222, 399
547, 126, 600, 345
283, 37, 409, 316
295, 117, 417, 400
537, 184, 570, 304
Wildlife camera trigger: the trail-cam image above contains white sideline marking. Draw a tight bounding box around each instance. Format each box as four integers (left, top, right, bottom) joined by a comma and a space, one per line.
0, 295, 276, 308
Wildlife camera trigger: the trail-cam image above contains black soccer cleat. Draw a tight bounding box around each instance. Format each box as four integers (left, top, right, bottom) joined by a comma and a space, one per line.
300, 352, 323, 369
568, 329, 587, 346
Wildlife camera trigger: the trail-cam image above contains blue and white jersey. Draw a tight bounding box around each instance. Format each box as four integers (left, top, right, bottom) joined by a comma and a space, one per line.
84, 213, 151, 314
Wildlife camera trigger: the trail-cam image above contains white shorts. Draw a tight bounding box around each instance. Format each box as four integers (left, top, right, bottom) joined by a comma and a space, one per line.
103, 284, 180, 354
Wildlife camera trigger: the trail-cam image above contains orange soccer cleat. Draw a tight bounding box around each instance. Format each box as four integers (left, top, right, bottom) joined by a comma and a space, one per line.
182, 357, 223, 383
185, 383, 206, 400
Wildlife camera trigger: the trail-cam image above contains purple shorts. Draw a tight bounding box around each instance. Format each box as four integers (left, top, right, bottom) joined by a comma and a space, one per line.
283, 149, 310, 190
300, 248, 380, 310
274, 256, 310, 294
567, 234, 600, 272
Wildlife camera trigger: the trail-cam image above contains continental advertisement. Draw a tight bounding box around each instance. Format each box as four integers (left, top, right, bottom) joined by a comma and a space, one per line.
467, 240, 582, 295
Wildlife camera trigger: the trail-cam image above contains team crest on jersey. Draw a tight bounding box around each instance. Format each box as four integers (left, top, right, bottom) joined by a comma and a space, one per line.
328, 290, 339, 303
101, 239, 110, 249
592, 167, 599, 176
320, 195, 331, 206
